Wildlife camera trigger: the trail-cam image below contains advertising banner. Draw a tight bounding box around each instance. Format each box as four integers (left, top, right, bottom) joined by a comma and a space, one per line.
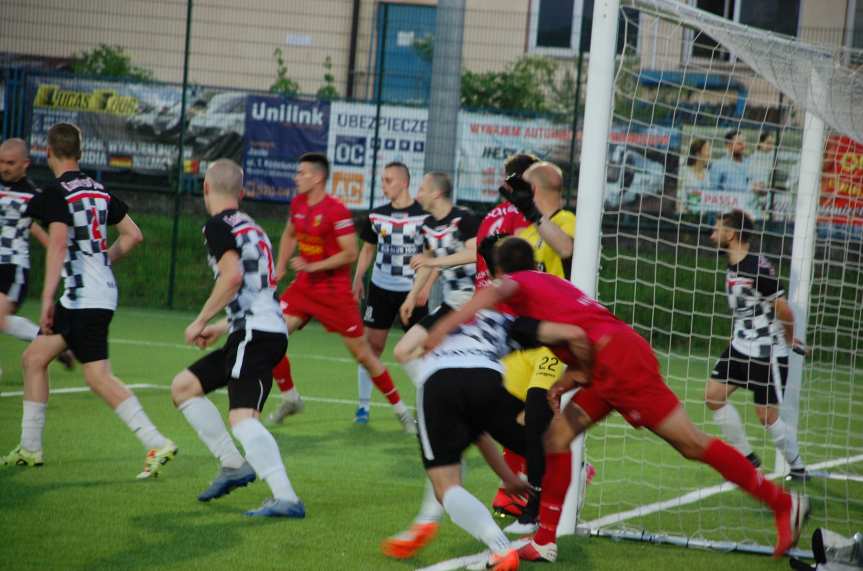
818, 134, 863, 241
27, 75, 246, 174
327, 102, 427, 210
456, 112, 572, 203
243, 95, 330, 202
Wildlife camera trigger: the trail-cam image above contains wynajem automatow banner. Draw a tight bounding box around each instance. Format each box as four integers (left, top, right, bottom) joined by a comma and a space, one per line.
243, 95, 330, 202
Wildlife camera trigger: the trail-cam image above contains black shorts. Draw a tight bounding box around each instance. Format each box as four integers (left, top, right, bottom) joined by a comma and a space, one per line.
0, 264, 28, 306
363, 282, 428, 330
711, 345, 789, 406
52, 303, 113, 364
417, 303, 454, 331
188, 329, 288, 411
417, 367, 525, 469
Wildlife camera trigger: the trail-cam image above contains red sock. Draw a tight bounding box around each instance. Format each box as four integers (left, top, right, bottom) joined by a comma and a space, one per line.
701, 438, 790, 513
534, 452, 572, 546
273, 356, 294, 393
502, 449, 526, 481
372, 369, 401, 405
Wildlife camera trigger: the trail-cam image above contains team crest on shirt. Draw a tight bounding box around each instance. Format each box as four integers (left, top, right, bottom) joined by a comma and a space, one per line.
313, 214, 322, 227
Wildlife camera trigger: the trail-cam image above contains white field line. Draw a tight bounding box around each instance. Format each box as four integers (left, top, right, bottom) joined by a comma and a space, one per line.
418, 454, 863, 571
109, 337, 398, 366
583, 453, 863, 529
0, 382, 404, 410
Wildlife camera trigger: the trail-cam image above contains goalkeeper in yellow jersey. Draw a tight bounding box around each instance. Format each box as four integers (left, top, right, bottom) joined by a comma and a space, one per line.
492, 161, 580, 533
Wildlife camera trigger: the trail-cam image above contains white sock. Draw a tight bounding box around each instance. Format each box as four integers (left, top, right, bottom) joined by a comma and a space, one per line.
114, 396, 168, 450
4, 315, 39, 341
767, 417, 804, 468
282, 387, 300, 401
402, 359, 423, 388
21, 400, 47, 452
357, 366, 373, 410
414, 478, 445, 524
393, 400, 408, 415
712, 404, 753, 456
442, 486, 511, 555
178, 397, 244, 469
232, 418, 299, 502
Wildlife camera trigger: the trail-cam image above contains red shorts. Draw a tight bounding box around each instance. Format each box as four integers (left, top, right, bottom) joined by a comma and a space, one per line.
570, 328, 680, 429
280, 279, 364, 338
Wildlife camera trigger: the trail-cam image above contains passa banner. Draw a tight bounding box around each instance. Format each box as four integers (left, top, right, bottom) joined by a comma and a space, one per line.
243, 95, 330, 202
819, 134, 863, 240
327, 102, 427, 210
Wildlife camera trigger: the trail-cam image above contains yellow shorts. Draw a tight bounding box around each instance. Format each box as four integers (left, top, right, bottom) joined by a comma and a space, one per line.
502, 347, 565, 402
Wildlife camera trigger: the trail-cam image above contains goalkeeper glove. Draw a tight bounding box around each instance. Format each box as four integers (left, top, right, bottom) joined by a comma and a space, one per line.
499, 173, 541, 223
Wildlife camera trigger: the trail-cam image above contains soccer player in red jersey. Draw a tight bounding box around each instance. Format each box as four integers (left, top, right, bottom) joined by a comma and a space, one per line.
268, 153, 415, 433
426, 237, 809, 563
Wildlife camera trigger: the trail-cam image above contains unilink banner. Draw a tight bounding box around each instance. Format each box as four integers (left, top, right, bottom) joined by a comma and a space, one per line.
243, 95, 330, 202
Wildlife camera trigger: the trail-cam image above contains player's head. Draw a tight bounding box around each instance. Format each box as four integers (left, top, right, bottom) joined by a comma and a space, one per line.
0, 138, 31, 183
46, 123, 83, 166
504, 153, 539, 178
295, 152, 329, 194
203, 159, 244, 212
724, 130, 745, 159
416, 171, 452, 210
523, 161, 563, 197
711, 209, 754, 249
686, 139, 710, 167
494, 236, 536, 275
758, 131, 776, 152
382, 161, 410, 201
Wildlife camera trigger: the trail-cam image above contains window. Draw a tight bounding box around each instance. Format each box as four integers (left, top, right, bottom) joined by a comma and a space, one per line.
690, 0, 800, 59
528, 0, 639, 57
850, 0, 863, 50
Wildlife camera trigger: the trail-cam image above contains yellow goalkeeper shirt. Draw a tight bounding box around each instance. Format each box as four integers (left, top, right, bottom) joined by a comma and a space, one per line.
515, 209, 576, 279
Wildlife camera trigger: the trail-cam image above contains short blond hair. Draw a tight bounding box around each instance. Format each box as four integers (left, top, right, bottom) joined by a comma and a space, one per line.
205, 159, 244, 197
524, 161, 563, 193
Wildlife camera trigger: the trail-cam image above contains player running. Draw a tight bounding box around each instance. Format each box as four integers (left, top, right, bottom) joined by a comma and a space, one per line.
3, 123, 176, 477
426, 237, 810, 563
706, 210, 808, 479
351, 161, 430, 425
170, 160, 304, 516
0, 139, 74, 371
268, 153, 414, 432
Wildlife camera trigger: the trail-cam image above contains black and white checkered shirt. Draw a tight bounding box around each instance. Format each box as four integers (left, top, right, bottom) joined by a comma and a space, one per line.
421, 206, 479, 307
360, 201, 427, 292
0, 177, 39, 268
40, 171, 128, 311
725, 253, 789, 359
204, 209, 286, 335
419, 310, 520, 382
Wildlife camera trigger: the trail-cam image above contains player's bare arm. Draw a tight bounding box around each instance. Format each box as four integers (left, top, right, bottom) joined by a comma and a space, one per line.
185, 250, 243, 344
292, 232, 358, 273
40, 221, 68, 333
351, 241, 376, 300
534, 321, 593, 373
107, 215, 144, 263
30, 222, 49, 248
423, 278, 519, 350
774, 296, 807, 355
537, 219, 573, 259
410, 237, 477, 270
275, 220, 297, 282
416, 268, 439, 306
194, 318, 229, 349
547, 370, 580, 414
400, 248, 436, 324
475, 433, 528, 496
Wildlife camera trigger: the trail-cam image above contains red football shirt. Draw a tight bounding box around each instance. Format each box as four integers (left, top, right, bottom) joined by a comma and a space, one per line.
475, 201, 529, 289
504, 270, 630, 345
290, 192, 355, 288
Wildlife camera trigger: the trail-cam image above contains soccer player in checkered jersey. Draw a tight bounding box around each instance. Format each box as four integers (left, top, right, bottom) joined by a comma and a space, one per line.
0, 139, 47, 347
706, 209, 809, 479
3, 123, 176, 476
268, 153, 415, 432
426, 237, 810, 563
351, 161, 431, 424
170, 160, 304, 516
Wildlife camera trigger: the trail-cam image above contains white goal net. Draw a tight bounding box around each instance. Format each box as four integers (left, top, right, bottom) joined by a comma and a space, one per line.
572, 0, 863, 555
